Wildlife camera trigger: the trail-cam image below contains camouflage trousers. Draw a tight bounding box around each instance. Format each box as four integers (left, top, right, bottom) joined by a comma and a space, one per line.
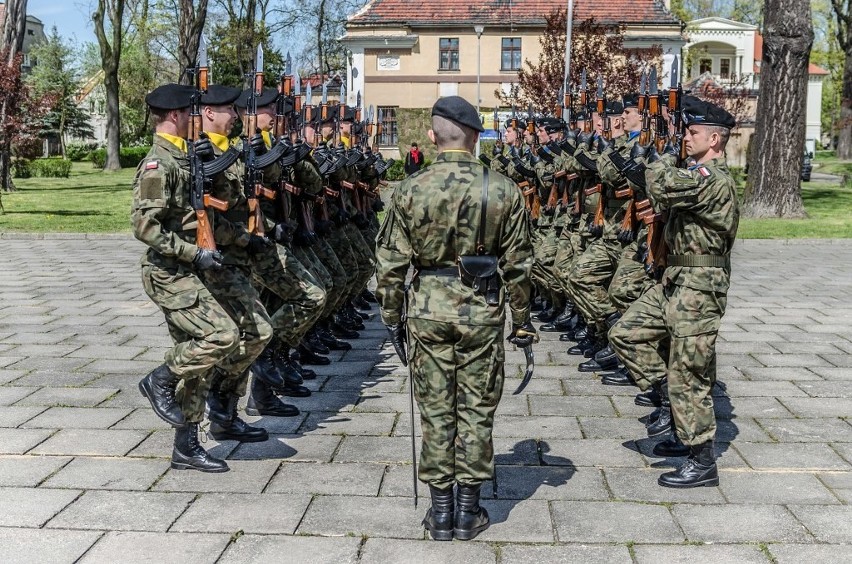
141, 264, 239, 422
294, 245, 332, 294
568, 237, 624, 332
341, 221, 376, 300
608, 237, 655, 314
608, 282, 726, 445
408, 317, 505, 490
313, 235, 357, 317
200, 264, 273, 397
530, 227, 560, 302
252, 243, 327, 348
553, 226, 583, 298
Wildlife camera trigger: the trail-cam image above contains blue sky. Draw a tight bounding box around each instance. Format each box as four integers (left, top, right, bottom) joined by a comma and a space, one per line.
27, 0, 96, 44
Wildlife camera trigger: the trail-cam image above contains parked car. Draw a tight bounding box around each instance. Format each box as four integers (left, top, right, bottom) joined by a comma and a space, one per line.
801, 150, 813, 182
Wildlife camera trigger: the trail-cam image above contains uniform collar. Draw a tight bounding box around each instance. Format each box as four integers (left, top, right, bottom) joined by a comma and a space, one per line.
206, 131, 230, 152
156, 132, 187, 153
261, 130, 273, 148
435, 150, 476, 163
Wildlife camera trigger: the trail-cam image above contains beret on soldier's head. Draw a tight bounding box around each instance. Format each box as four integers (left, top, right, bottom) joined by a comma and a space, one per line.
537, 116, 566, 133
234, 88, 279, 109
682, 96, 736, 129
622, 93, 640, 109
605, 101, 624, 116
201, 85, 241, 106
431, 95, 485, 132
145, 84, 196, 110
574, 110, 588, 122
504, 117, 528, 130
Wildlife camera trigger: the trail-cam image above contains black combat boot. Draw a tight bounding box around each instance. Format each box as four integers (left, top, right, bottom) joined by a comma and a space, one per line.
331, 316, 361, 339
274, 344, 316, 381
245, 376, 300, 417
209, 395, 269, 443
171, 423, 229, 473
601, 366, 635, 386
652, 433, 690, 457
635, 382, 663, 407
361, 289, 378, 303
454, 483, 489, 541
138, 364, 185, 427
578, 344, 620, 372
295, 342, 331, 366
305, 329, 331, 355
206, 370, 233, 426
540, 305, 576, 332
658, 441, 719, 488
422, 485, 454, 541
559, 316, 585, 342
317, 320, 352, 350
534, 303, 559, 323
567, 327, 596, 356
352, 294, 372, 312
346, 301, 370, 321
646, 404, 672, 437
251, 343, 287, 392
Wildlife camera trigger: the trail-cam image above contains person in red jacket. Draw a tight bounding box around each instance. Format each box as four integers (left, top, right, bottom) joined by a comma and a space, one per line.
405, 142, 423, 176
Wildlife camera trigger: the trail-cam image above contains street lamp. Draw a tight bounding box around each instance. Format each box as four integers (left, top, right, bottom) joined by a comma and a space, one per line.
474, 25, 484, 156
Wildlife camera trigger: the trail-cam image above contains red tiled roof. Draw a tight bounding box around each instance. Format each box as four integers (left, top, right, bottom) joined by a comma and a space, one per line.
753, 33, 829, 76
348, 0, 681, 27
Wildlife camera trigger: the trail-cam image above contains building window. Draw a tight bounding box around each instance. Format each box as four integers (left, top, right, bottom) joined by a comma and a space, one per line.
377, 106, 398, 146
501, 38, 522, 71
21, 54, 30, 67
720, 58, 731, 79
439, 38, 459, 71
699, 58, 712, 75
27, 29, 34, 36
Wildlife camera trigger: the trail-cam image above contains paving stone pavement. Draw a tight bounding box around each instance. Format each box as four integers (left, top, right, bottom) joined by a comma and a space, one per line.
0, 235, 851, 562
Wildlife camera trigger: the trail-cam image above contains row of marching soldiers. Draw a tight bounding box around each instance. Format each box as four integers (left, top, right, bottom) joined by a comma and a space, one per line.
133, 80, 393, 473
483, 77, 739, 488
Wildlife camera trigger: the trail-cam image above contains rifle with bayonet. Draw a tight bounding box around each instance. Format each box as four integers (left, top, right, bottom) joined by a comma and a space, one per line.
187, 35, 229, 251
243, 44, 277, 237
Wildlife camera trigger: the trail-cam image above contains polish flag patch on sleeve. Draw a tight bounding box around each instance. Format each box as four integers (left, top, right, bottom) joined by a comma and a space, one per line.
697, 166, 710, 177
145, 161, 159, 170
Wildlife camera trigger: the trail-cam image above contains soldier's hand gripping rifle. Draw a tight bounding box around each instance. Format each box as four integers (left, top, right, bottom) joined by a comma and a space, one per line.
187, 35, 229, 251
243, 45, 277, 237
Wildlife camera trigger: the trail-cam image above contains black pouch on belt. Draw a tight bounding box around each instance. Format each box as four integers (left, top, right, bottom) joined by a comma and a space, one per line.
457, 168, 501, 306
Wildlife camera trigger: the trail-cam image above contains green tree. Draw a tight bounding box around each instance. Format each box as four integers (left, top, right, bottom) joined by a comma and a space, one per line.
27, 27, 94, 156
92, 0, 125, 170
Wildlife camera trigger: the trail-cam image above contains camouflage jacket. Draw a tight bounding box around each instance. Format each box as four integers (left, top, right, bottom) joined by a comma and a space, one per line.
209, 140, 253, 265
376, 151, 533, 327
131, 135, 201, 268
646, 155, 739, 293
598, 133, 636, 240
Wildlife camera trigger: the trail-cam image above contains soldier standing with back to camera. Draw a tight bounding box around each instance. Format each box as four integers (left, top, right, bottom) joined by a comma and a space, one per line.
375, 96, 535, 541
134, 84, 239, 473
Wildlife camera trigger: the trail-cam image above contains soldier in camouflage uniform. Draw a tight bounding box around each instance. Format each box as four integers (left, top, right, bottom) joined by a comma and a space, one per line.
376, 96, 535, 541
133, 84, 235, 473
196, 85, 273, 443
608, 98, 738, 488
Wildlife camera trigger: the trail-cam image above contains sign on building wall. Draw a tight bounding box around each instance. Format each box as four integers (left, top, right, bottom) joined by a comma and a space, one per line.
377, 55, 400, 71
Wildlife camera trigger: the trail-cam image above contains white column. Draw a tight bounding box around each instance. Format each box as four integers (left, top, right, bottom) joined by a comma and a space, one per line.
349, 47, 365, 107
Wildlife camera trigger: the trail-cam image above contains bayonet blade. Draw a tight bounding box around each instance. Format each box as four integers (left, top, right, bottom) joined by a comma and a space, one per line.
321, 82, 328, 104
368, 104, 374, 122
340, 83, 346, 104
306, 83, 312, 105
256, 44, 264, 75
670, 57, 679, 89
596, 75, 603, 98
639, 70, 646, 96
294, 71, 301, 95
198, 35, 208, 68
357, 91, 362, 110
649, 67, 658, 95
580, 69, 587, 90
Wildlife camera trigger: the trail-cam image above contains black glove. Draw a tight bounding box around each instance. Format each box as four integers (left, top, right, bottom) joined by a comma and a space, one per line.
245, 234, 272, 255
507, 320, 539, 348
371, 198, 385, 213
386, 322, 407, 366
249, 133, 267, 155
293, 226, 316, 247
192, 248, 224, 270
193, 135, 215, 162
662, 139, 679, 158
315, 219, 335, 235
577, 130, 594, 148
646, 145, 661, 163
353, 211, 370, 229
630, 142, 651, 161
272, 222, 293, 244
596, 136, 611, 154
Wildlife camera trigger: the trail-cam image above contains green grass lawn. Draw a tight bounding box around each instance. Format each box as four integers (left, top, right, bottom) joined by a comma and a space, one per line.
1, 161, 851, 238
0, 162, 135, 233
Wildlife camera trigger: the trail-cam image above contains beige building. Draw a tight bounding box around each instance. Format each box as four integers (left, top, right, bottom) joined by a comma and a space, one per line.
342, 0, 685, 155
0, 3, 48, 73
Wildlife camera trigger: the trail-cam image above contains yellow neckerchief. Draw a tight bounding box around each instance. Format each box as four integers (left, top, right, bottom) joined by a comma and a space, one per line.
441, 149, 471, 154
340, 133, 351, 149
157, 132, 187, 153
206, 131, 230, 152
261, 130, 273, 148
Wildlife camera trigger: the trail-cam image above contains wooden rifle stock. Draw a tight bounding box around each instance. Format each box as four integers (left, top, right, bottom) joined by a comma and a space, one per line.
247, 198, 264, 236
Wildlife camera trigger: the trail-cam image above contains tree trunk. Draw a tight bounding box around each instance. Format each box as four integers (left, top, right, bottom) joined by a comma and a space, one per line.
2, 0, 28, 63
177, 0, 209, 85
837, 49, 852, 158
743, 0, 813, 218
92, 0, 124, 171
317, 0, 326, 77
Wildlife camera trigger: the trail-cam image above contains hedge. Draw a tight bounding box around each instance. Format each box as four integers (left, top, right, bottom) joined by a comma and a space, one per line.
30, 158, 72, 178
90, 146, 151, 169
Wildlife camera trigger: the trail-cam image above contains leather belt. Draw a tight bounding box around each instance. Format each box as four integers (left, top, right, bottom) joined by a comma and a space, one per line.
667, 254, 730, 268
416, 266, 458, 277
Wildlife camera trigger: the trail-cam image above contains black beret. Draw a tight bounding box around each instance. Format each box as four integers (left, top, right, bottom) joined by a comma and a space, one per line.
201, 85, 241, 106
682, 96, 736, 129
145, 84, 196, 110
504, 117, 528, 130
432, 95, 484, 132
622, 93, 640, 109
235, 88, 279, 109
573, 110, 588, 121
537, 116, 565, 133
591, 101, 623, 116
